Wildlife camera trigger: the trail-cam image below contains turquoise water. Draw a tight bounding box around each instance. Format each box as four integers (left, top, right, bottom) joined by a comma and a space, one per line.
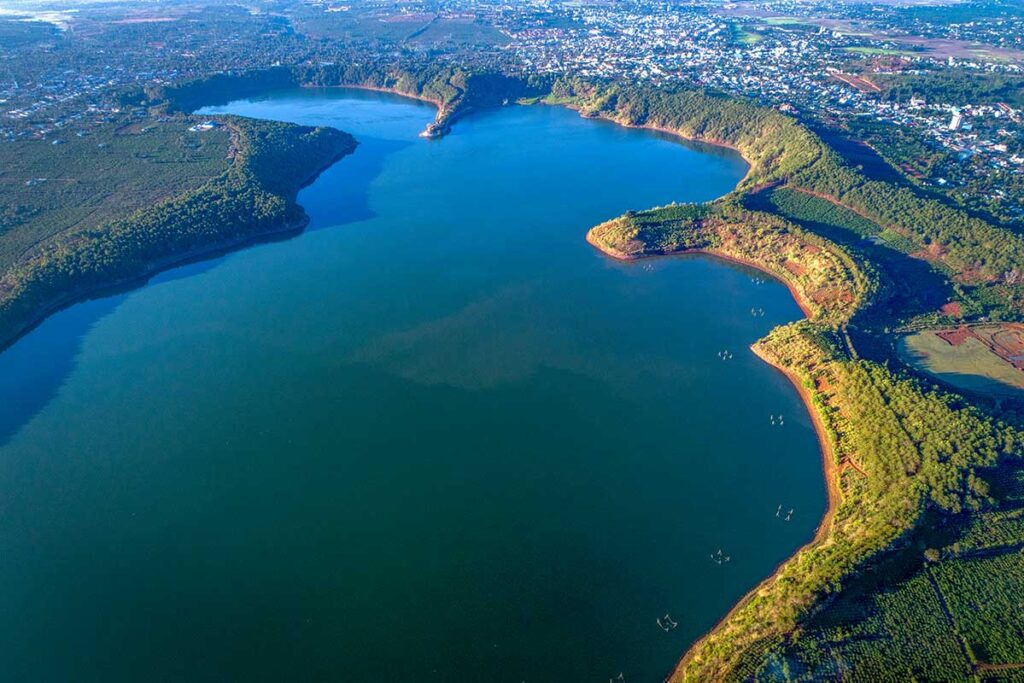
0, 88, 825, 682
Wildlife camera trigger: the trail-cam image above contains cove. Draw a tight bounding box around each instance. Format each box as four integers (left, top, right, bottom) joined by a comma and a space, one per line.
0, 88, 826, 682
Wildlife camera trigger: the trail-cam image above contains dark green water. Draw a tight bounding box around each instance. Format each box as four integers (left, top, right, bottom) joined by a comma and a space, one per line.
0, 88, 826, 682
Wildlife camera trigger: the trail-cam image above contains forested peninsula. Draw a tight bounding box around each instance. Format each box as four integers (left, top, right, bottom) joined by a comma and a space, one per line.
5, 62, 1024, 680
0, 117, 354, 350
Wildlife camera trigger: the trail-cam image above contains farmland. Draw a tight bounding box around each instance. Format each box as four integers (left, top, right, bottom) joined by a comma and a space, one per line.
900, 327, 1024, 396
842, 46, 918, 56
0, 121, 230, 275
757, 464, 1024, 680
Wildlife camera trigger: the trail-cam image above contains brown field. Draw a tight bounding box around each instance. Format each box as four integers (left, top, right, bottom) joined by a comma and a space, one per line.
831, 72, 882, 93
382, 13, 433, 23
900, 324, 1024, 396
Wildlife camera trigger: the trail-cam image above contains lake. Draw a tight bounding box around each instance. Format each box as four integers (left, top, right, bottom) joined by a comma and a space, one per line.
0, 88, 825, 682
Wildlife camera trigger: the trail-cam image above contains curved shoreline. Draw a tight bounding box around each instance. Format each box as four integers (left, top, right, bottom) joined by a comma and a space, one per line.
585, 231, 814, 320
669, 342, 839, 680
562, 104, 755, 188
586, 233, 839, 682
5, 83, 822, 678
313, 82, 444, 109
0, 141, 352, 354
306, 83, 448, 138
0, 218, 307, 354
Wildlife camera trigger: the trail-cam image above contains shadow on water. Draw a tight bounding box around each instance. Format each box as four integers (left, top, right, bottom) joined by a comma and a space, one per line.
0, 256, 228, 447
0, 296, 123, 446
299, 135, 414, 231
0, 135, 409, 447
0, 246, 290, 447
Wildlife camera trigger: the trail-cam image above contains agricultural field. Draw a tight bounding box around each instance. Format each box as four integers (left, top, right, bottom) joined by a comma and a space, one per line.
952, 467, 1024, 554
763, 462, 1024, 680
899, 326, 1024, 396
769, 570, 974, 680
407, 17, 510, 47
288, 9, 419, 43
729, 24, 764, 45
289, 8, 507, 48
842, 46, 918, 57
0, 119, 231, 274
0, 17, 58, 47
933, 554, 1024, 666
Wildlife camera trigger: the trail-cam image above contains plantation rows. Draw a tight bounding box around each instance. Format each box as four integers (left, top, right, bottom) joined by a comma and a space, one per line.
768, 572, 973, 681
752, 187, 959, 328
952, 510, 1024, 554
933, 554, 1024, 666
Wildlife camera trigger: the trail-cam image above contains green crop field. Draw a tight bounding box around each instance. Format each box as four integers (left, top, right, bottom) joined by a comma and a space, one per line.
760, 17, 815, 26
408, 18, 510, 47
755, 460, 1024, 680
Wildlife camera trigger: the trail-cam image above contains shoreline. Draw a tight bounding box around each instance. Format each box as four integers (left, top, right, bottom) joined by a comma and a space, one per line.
328, 84, 754, 158
615, 120, 754, 187
586, 231, 840, 682
312, 82, 445, 111
4, 84, 828, 676
668, 342, 839, 681
0, 144, 352, 354
0, 218, 308, 354
308, 83, 449, 138
561, 103, 754, 188
584, 230, 815, 319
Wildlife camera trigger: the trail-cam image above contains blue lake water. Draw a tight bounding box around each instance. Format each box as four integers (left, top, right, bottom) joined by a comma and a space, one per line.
0, 88, 825, 682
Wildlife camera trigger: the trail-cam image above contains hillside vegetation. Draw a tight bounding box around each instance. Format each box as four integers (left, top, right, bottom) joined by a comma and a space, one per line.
567, 75, 1024, 680
0, 117, 354, 348
585, 189, 1022, 680
676, 322, 1021, 681
0, 121, 231, 275
551, 78, 1024, 319
587, 201, 871, 325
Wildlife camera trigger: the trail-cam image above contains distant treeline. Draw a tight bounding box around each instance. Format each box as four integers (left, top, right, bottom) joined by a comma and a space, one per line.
151, 66, 300, 113
155, 63, 549, 136
156, 65, 1024, 318
875, 69, 1024, 108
